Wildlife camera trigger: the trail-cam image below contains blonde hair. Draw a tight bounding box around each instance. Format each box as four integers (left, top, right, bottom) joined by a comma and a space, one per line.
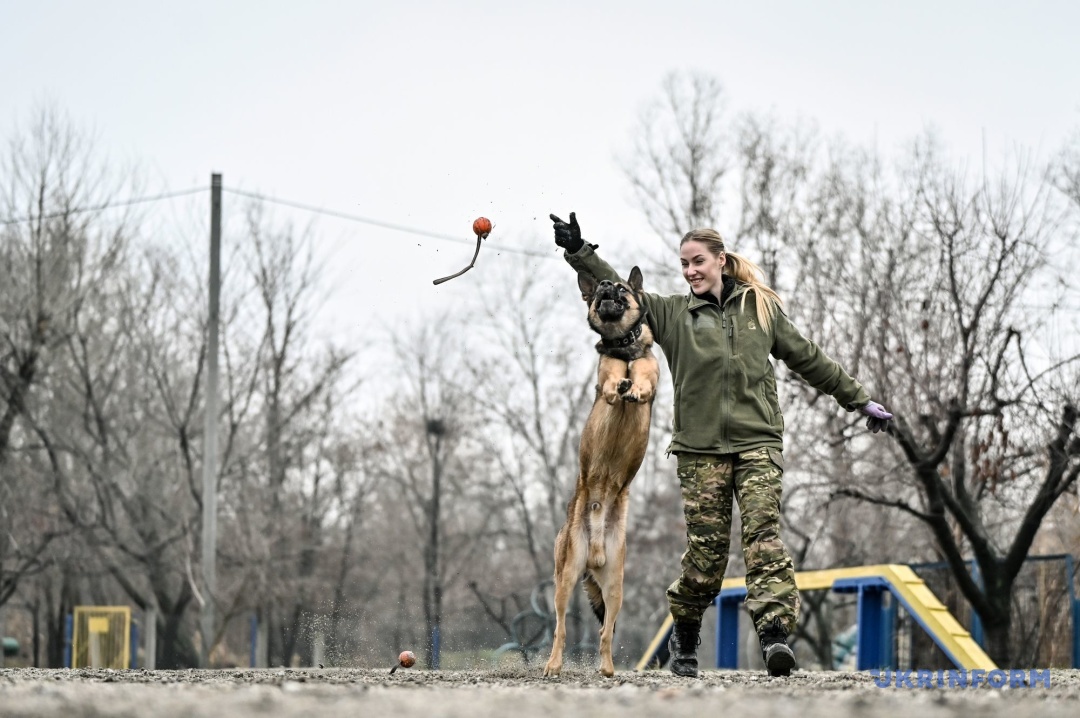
680, 229, 783, 332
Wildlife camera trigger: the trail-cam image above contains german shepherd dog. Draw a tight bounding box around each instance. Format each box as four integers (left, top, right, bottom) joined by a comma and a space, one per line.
543, 267, 660, 677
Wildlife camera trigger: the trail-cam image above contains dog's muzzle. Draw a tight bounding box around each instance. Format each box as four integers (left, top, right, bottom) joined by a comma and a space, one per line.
594, 281, 627, 320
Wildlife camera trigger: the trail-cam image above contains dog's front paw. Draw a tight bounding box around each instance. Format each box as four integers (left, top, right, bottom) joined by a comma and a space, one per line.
543, 659, 562, 677
618, 379, 641, 402
622, 381, 654, 403
602, 379, 623, 404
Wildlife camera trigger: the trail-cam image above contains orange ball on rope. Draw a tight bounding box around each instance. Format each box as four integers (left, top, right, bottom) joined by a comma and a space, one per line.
390, 649, 417, 674
433, 217, 494, 285
472, 216, 492, 238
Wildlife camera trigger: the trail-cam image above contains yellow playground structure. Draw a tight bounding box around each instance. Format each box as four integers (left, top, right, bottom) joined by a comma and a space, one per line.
71, 606, 132, 669
637, 564, 998, 672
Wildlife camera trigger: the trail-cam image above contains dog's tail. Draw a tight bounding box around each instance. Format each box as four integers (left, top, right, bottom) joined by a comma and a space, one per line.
582, 573, 605, 624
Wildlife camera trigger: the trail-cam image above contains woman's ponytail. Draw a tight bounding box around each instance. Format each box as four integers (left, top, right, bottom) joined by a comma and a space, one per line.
723, 251, 782, 333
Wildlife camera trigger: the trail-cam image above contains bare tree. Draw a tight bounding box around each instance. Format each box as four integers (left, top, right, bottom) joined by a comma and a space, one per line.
0, 107, 139, 611
465, 262, 596, 576
821, 138, 1080, 665
22, 238, 211, 667
621, 71, 732, 255
227, 204, 353, 667
371, 317, 504, 668
1058, 129, 1080, 208
322, 430, 381, 661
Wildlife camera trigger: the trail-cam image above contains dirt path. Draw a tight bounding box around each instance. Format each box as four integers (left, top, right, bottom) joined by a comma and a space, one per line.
2, 667, 1078, 718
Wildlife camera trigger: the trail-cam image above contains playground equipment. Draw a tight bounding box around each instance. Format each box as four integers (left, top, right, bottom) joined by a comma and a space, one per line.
492, 579, 598, 665
493, 580, 556, 665
636, 564, 998, 672
71, 606, 132, 669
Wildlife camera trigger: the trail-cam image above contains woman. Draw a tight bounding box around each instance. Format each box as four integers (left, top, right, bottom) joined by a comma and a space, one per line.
550, 212, 892, 677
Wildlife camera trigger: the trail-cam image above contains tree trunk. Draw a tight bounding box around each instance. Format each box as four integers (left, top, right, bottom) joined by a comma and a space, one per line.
158, 606, 198, 669
282, 603, 303, 667
424, 429, 443, 669
981, 616, 1012, 667
327, 506, 358, 658
0, 345, 41, 467
47, 589, 68, 668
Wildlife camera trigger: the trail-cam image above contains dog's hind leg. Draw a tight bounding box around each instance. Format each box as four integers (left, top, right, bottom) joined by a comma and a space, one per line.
595, 497, 629, 676
543, 525, 586, 677
593, 547, 625, 677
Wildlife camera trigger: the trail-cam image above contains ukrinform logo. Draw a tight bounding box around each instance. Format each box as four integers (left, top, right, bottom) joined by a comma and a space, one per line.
871, 669, 1051, 689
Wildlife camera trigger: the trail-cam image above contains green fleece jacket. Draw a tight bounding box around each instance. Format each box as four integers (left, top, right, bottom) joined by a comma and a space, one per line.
566, 244, 870, 456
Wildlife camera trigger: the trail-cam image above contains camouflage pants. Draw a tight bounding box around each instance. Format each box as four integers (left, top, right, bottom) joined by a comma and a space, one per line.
666, 448, 800, 634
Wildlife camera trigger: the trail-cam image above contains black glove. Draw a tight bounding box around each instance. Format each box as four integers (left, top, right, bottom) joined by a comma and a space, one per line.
549, 212, 586, 253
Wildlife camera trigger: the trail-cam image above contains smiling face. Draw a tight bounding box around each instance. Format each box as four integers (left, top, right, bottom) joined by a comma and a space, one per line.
680, 239, 726, 298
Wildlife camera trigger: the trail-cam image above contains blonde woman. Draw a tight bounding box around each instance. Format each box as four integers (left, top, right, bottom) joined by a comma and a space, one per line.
550, 213, 892, 677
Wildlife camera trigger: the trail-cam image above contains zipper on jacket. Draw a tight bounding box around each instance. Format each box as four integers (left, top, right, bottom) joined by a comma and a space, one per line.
719, 309, 731, 452
729, 310, 737, 355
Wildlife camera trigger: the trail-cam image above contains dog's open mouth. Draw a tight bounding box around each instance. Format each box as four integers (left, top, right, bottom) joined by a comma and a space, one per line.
596, 298, 625, 321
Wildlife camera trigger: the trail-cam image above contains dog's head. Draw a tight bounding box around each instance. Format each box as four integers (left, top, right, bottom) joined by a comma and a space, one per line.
577, 267, 646, 340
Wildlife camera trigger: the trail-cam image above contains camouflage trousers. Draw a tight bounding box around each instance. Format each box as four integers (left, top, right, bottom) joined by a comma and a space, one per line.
666, 447, 800, 635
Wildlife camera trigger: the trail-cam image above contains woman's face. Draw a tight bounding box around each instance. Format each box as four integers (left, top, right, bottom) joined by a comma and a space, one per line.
680, 240, 726, 296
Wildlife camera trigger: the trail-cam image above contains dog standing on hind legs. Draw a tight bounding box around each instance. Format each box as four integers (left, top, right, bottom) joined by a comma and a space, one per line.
543, 267, 659, 678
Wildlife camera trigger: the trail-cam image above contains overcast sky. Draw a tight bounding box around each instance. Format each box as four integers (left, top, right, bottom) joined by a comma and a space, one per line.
3, 1, 1079, 346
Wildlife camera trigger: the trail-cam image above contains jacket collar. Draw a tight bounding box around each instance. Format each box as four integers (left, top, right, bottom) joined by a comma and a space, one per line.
687, 275, 744, 311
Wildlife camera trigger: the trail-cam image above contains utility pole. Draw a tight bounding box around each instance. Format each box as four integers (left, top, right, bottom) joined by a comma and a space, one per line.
425, 418, 444, 669
201, 173, 222, 668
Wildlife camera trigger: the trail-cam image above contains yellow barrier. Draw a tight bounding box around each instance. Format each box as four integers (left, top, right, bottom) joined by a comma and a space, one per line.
72, 606, 131, 669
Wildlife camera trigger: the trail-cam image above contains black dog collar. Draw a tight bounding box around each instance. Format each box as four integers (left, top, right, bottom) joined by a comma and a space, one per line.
600, 311, 647, 349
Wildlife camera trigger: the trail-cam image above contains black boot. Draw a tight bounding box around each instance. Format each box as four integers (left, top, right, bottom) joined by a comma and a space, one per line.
668, 620, 701, 677
759, 618, 796, 677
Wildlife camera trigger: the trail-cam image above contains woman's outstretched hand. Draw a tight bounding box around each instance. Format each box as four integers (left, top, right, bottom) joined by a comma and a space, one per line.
550, 212, 585, 253
860, 401, 894, 434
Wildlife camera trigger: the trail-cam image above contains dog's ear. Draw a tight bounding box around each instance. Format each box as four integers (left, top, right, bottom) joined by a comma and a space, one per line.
628, 266, 644, 292
577, 272, 598, 302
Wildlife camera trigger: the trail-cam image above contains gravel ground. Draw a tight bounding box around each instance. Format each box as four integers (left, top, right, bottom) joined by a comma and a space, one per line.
1, 667, 1078, 718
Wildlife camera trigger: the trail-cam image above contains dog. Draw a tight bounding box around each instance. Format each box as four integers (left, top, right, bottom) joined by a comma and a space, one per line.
543, 267, 660, 677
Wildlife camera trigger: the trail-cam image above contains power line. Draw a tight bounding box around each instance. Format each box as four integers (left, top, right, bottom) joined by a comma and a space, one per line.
221, 187, 553, 259
0, 187, 205, 225
0, 183, 555, 260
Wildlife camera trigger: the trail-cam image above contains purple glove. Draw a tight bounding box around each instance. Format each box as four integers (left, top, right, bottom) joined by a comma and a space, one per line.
860, 401, 893, 433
